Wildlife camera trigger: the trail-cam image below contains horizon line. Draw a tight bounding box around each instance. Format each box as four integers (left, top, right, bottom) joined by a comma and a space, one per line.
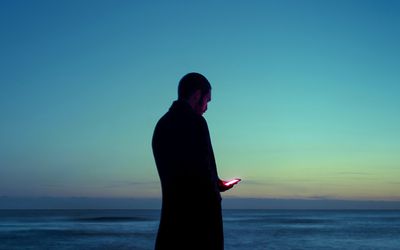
1, 196, 400, 210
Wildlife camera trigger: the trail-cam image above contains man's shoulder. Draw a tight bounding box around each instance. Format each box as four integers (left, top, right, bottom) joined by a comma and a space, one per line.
156, 99, 208, 125
155, 109, 207, 132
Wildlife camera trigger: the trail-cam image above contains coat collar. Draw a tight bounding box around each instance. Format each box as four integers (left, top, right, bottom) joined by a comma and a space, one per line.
169, 100, 196, 114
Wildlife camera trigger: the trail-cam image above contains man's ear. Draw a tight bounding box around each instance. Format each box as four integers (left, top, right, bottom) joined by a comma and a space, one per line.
192, 90, 202, 103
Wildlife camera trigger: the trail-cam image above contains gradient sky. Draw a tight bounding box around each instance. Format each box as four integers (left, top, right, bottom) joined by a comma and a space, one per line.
1, 0, 400, 204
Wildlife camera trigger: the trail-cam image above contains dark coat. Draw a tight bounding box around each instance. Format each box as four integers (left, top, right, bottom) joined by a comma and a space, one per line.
152, 100, 223, 250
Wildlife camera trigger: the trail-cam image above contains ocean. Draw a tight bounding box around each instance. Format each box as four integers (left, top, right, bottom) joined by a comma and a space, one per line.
0, 209, 399, 250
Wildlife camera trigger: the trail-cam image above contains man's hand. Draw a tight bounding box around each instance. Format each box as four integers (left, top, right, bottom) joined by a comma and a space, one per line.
218, 179, 241, 192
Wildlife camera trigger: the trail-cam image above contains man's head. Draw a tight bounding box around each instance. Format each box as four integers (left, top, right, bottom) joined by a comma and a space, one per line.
178, 72, 212, 115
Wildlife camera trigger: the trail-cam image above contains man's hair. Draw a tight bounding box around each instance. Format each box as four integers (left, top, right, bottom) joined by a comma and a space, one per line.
178, 72, 211, 100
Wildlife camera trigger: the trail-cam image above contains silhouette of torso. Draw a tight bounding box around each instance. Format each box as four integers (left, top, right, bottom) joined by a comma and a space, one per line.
152, 100, 223, 250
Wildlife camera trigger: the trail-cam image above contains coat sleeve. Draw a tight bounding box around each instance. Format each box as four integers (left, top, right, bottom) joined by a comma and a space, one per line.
188, 116, 221, 199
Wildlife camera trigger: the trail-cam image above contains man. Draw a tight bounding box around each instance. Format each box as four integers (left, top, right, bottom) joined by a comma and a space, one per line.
152, 73, 239, 250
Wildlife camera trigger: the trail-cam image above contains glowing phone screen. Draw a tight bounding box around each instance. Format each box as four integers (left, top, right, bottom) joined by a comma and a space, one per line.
225, 179, 240, 186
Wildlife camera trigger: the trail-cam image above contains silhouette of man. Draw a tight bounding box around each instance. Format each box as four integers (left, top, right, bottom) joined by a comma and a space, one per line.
152, 73, 239, 250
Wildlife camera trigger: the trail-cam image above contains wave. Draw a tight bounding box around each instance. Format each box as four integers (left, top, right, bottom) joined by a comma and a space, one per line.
73, 216, 152, 222
1, 228, 125, 237
225, 216, 332, 225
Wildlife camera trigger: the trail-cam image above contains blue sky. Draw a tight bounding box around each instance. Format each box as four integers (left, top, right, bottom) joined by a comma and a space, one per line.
1, 0, 400, 208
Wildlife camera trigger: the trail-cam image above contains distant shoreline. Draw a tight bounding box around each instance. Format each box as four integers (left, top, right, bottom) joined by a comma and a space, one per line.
1, 197, 400, 210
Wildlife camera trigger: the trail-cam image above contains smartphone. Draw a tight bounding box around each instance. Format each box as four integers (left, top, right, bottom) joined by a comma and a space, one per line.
224, 178, 241, 186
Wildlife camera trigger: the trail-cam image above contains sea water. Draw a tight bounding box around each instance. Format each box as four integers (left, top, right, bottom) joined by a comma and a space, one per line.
0, 209, 399, 250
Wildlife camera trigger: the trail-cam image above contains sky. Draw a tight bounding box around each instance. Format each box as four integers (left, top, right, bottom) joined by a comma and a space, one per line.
1, 0, 400, 208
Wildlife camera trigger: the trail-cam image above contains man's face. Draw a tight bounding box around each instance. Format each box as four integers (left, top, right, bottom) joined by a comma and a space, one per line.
195, 91, 211, 116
